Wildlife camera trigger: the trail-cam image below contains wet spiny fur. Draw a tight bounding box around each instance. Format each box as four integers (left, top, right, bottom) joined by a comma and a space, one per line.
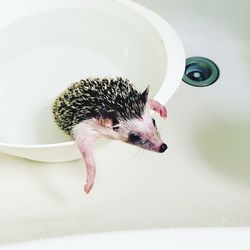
53, 77, 147, 135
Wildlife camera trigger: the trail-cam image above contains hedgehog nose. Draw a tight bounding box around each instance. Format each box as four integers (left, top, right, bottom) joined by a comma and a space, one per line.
159, 143, 168, 153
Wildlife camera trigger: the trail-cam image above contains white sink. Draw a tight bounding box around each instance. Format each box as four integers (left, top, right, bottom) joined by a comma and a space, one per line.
1, 228, 250, 250
0, 0, 250, 248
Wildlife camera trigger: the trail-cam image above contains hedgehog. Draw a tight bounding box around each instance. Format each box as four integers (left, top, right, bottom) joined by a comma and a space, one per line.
53, 77, 167, 193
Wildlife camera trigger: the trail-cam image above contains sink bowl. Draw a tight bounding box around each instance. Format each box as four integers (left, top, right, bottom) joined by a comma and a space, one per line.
0, 0, 185, 162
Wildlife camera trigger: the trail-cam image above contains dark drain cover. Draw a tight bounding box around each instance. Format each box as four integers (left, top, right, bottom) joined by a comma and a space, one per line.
183, 57, 219, 87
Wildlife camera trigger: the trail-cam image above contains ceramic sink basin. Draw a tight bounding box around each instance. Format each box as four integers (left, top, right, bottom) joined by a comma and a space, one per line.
0, 0, 249, 248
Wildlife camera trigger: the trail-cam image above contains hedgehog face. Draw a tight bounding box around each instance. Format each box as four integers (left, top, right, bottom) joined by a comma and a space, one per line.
116, 111, 167, 153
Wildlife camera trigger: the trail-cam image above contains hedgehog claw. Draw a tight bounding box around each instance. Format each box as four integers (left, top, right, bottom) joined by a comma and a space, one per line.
159, 107, 167, 118
84, 182, 94, 194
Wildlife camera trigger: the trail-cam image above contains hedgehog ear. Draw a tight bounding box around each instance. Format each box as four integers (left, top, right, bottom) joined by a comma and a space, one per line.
140, 86, 149, 104
99, 111, 119, 130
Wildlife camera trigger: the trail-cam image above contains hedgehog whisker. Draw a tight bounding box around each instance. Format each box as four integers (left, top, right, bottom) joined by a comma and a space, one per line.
138, 148, 145, 158
158, 117, 166, 132
130, 147, 144, 160
130, 148, 140, 159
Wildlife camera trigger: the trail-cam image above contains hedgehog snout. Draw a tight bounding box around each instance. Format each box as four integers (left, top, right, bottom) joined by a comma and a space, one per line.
149, 141, 167, 153
159, 143, 168, 153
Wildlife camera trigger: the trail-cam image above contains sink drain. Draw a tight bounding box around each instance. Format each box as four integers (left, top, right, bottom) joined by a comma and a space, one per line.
182, 57, 219, 87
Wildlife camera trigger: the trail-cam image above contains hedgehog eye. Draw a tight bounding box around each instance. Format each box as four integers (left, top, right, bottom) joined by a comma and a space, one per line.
152, 118, 157, 129
128, 132, 141, 143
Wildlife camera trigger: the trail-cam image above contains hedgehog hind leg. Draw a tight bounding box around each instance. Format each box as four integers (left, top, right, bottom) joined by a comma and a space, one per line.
77, 135, 96, 193
73, 122, 97, 194
73, 116, 119, 193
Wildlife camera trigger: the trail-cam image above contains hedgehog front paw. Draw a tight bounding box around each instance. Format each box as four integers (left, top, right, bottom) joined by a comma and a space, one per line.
159, 106, 167, 118
148, 99, 167, 118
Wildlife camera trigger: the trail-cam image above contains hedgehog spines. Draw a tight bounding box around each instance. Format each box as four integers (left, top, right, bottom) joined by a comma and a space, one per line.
52, 77, 147, 135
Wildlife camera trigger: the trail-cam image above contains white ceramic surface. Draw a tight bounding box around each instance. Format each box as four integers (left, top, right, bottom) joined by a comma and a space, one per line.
1, 228, 250, 250
0, 0, 185, 162
0, 0, 249, 248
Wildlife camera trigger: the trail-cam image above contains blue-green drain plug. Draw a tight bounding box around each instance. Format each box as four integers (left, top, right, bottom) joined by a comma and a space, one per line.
182, 57, 219, 87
